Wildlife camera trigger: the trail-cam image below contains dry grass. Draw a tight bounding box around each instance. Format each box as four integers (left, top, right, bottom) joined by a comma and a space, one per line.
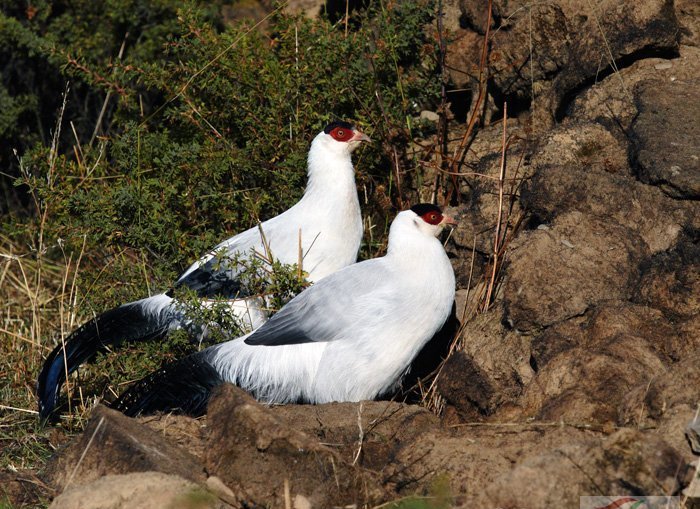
0, 222, 163, 479
1, 84, 97, 472
0, 227, 201, 471
0, 233, 94, 474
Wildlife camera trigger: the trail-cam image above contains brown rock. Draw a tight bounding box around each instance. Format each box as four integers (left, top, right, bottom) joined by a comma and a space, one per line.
620, 352, 700, 429
439, 0, 465, 34
489, 3, 571, 126
458, 0, 500, 33
486, 428, 689, 508
271, 400, 439, 473
532, 301, 696, 369
438, 351, 497, 418
437, 308, 533, 418
636, 231, 700, 322
570, 46, 700, 136
529, 313, 587, 369
137, 412, 208, 461
631, 79, 700, 199
520, 335, 665, 423
449, 0, 680, 125
654, 406, 700, 463
586, 303, 687, 362
44, 405, 206, 491
503, 211, 649, 331
49, 472, 229, 509
530, 122, 630, 175
549, 0, 679, 119
391, 420, 688, 507
677, 0, 700, 46
440, 26, 498, 123
444, 28, 483, 93
521, 122, 690, 254
530, 302, 683, 371
205, 384, 387, 508
390, 425, 593, 506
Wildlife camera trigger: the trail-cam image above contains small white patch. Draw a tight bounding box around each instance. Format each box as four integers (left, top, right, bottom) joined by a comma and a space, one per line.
293, 495, 312, 509
561, 239, 574, 249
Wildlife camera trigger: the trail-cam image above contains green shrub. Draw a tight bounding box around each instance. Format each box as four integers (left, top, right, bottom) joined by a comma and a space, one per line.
7, 0, 440, 302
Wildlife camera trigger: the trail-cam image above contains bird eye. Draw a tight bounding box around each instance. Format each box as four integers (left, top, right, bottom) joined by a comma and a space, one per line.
421, 211, 442, 225
329, 126, 353, 142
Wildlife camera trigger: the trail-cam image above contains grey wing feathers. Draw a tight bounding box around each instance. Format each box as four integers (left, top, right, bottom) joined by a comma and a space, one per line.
244, 261, 389, 347
175, 258, 248, 298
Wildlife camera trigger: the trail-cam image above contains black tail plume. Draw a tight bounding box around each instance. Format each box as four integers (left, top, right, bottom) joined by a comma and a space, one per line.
110, 352, 223, 417
37, 297, 173, 422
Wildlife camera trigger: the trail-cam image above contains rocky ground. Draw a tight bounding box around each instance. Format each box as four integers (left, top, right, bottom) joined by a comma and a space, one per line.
2, 0, 699, 507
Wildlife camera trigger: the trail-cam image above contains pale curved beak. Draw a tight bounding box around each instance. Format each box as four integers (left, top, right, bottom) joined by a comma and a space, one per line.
350, 129, 371, 143
441, 214, 457, 226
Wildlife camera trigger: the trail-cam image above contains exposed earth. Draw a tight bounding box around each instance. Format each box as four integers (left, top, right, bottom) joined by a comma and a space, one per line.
2, 0, 700, 507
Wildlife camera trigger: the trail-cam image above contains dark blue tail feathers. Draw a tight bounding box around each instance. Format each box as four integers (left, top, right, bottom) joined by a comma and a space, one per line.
110, 351, 223, 417
37, 299, 173, 421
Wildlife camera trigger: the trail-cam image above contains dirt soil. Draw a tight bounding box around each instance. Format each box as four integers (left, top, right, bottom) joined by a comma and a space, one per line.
3, 0, 700, 507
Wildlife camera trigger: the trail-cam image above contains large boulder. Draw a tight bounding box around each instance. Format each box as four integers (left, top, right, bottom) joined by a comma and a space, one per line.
620, 351, 700, 455
448, 0, 680, 126
521, 122, 691, 254
437, 307, 533, 419
43, 405, 207, 491
204, 384, 389, 508
49, 472, 230, 509
630, 79, 700, 200
503, 210, 649, 331
485, 428, 689, 508
519, 335, 666, 423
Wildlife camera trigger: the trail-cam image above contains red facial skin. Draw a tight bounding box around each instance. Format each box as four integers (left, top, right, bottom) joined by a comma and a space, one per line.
421, 211, 443, 225
329, 126, 354, 142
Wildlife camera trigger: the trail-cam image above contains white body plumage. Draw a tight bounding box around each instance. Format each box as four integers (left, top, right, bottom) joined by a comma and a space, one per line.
207, 206, 456, 404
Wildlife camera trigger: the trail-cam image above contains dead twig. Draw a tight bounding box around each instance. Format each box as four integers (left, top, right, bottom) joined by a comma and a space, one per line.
443, 0, 492, 205
484, 102, 507, 311
90, 32, 129, 146
352, 402, 365, 466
